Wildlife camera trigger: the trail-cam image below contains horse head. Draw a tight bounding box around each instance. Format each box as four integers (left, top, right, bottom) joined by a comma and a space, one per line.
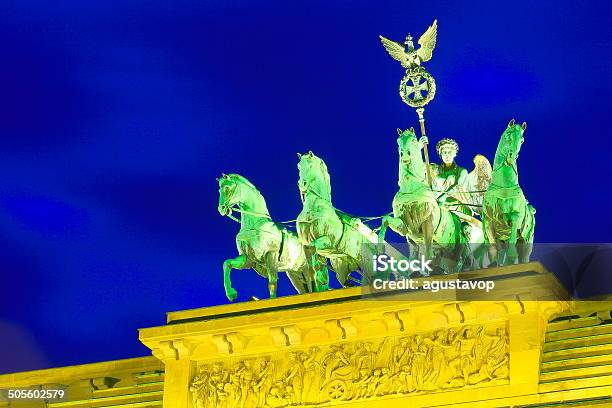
218, 174, 240, 216
297, 151, 331, 201
495, 119, 527, 170
397, 127, 427, 185
217, 173, 264, 217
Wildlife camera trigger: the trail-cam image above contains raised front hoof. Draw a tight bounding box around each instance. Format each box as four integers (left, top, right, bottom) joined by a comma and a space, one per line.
225, 287, 238, 302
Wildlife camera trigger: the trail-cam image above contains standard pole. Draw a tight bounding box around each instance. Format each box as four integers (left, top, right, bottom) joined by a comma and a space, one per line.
416, 107, 432, 185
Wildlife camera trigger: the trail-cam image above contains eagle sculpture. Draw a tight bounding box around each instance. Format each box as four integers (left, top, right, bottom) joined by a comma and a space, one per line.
379, 20, 438, 70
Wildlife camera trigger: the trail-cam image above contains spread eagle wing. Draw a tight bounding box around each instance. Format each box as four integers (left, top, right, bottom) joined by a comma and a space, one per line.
379, 35, 408, 68
416, 19, 438, 63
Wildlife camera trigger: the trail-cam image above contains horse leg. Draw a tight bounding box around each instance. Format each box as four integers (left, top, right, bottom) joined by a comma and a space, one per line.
421, 218, 434, 276
517, 233, 534, 264
286, 268, 309, 294
314, 254, 330, 291
293, 251, 314, 293
359, 241, 379, 283
378, 215, 406, 252
518, 209, 535, 264
506, 212, 521, 264
263, 252, 279, 299
304, 246, 318, 292
452, 242, 465, 273
268, 269, 279, 298
407, 240, 418, 258
331, 257, 352, 287
307, 237, 332, 292
483, 218, 498, 267
223, 254, 250, 302
304, 268, 314, 293
473, 242, 487, 269
516, 238, 530, 265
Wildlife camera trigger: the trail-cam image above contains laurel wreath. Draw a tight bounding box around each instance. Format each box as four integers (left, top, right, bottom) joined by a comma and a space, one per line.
399, 67, 437, 108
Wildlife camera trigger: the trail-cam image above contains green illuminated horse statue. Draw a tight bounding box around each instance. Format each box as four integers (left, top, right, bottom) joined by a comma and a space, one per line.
296, 151, 379, 286
218, 174, 327, 301
482, 119, 535, 265
378, 128, 479, 274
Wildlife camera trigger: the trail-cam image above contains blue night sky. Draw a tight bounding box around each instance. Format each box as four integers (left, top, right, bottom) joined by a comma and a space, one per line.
0, 1, 611, 373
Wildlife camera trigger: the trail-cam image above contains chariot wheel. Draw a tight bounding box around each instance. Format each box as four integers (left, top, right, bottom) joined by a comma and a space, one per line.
325, 379, 350, 401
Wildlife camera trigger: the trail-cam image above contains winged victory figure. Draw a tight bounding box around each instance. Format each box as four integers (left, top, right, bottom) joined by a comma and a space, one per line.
379, 20, 438, 70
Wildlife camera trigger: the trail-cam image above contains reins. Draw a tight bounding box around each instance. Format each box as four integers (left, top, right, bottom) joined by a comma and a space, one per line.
222, 183, 490, 226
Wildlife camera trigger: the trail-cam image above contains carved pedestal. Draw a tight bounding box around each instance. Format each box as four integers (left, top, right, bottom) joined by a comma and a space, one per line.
138, 262, 591, 407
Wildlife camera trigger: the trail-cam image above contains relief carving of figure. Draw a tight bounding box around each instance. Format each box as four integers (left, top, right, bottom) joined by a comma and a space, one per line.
322, 345, 351, 381
189, 372, 208, 408
300, 347, 322, 404
411, 338, 431, 391
426, 330, 453, 388
190, 324, 509, 407
285, 352, 305, 404
390, 337, 410, 374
